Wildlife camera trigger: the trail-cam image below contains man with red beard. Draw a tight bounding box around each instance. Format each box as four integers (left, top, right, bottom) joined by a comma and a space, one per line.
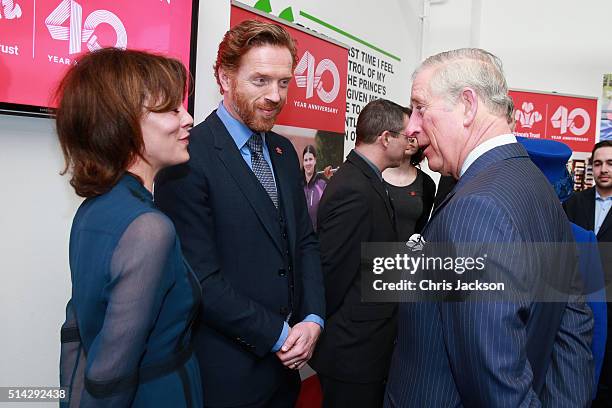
155, 20, 325, 407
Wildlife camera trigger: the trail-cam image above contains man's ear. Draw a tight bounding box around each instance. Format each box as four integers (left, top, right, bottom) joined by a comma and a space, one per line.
460, 87, 478, 127
379, 131, 391, 148
218, 67, 233, 94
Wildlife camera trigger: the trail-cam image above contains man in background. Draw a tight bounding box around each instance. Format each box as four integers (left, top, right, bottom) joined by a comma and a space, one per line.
155, 20, 325, 407
310, 99, 410, 407
565, 140, 612, 406
385, 48, 593, 407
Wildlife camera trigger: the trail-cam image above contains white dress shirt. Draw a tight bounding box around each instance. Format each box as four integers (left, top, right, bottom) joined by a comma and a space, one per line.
460, 134, 517, 177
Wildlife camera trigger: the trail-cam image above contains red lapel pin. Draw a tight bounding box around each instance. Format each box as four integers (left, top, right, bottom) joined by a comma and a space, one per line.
409, 191, 417, 196
275, 147, 283, 155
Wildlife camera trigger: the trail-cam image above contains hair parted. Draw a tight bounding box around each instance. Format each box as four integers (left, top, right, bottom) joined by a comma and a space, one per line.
356, 99, 411, 145
415, 48, 512, 117
214, 19, 298, 94
55, 47, 189, 198
592, 140, 612, 157
303, 144, 317, 158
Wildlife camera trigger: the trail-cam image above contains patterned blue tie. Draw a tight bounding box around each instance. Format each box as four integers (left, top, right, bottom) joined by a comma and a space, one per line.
246, 133, 278, 208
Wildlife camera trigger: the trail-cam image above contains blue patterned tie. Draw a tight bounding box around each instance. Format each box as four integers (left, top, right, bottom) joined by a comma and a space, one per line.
246, 133, 278, 208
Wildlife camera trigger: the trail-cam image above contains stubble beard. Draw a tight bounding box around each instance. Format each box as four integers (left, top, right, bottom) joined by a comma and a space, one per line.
595, 176, 612, 194
232, 87, 284, 132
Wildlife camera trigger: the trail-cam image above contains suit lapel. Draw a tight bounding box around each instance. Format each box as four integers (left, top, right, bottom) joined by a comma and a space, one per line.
427, 187, 458, 224
266, 134, 297, 251
585, 188, 596, 232
207, 113, 283, 253
597, 194, 612, 239
426, 143, 528, 231
347, 151, 395, 225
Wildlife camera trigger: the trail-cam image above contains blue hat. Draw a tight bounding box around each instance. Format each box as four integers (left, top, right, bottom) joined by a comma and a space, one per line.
516, 137, 574, 202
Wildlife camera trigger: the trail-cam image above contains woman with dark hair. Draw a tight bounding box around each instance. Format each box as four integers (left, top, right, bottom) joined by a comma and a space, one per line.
302, 144, 328, 231
57, 48, 202, 407
382, 135, 436, 240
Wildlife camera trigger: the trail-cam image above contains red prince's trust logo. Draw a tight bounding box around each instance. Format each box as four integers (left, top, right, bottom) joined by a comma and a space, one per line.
0, 0, 22, 19
0, 0, 23, 56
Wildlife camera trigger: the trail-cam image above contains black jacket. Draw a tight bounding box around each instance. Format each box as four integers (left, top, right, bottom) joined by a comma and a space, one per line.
310, 150, 398, 383
564, 187, 612, 243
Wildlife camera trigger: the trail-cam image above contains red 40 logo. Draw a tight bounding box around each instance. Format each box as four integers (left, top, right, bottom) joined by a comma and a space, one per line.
45, 0, 127, 54
550, 105, 590, 136
294, 50, 340, 104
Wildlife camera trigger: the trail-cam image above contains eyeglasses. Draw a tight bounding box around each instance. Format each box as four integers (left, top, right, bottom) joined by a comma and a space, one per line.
387, 130, 417, 144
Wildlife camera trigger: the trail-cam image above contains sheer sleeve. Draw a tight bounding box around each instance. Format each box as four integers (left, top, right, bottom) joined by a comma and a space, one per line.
60, 299, 87, 408
80, 212, 176, 407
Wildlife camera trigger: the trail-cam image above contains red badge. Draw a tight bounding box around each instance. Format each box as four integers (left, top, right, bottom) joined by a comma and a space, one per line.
275, 147, 283, 155
409, 191, 417, 196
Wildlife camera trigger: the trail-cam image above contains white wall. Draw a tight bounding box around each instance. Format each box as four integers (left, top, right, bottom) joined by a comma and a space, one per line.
0, 115, 78, 395
416, 0, 611, 179
424, 0, 612, 130
1, 0, 611, 402
479, 0, 611, 100
193, 0, 231, 121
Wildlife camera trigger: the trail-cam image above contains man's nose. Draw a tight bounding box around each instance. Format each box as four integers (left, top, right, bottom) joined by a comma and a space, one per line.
407, 115, 421, 137
407, 116, 425, 146
265, 83, 281, 103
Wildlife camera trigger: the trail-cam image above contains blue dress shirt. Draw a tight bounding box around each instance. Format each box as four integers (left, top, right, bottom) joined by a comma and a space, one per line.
594, 190, 612, 235
216, 102, 324, 352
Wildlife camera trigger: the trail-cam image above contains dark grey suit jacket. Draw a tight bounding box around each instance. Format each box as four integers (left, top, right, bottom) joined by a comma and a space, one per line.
385, 143, 594, 407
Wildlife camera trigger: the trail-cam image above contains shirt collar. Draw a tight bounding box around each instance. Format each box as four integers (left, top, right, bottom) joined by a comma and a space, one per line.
123, 173, 153, 203
460, 133, 517, 177
353, 149, 383, 181
595, 189, 612, 201
216, 101, 265, 149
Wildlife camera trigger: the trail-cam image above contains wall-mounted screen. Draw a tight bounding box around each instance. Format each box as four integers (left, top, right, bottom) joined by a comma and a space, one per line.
0, 0, 198, 118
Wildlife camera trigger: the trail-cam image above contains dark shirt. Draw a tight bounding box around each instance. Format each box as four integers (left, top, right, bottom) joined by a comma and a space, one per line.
385, 168, 436, 240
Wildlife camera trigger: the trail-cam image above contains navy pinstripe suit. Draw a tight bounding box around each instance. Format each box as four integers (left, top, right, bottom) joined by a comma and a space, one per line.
385, 143, 594, 407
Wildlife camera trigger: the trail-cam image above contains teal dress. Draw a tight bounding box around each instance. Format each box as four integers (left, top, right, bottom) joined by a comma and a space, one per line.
60, 174, 202, 407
